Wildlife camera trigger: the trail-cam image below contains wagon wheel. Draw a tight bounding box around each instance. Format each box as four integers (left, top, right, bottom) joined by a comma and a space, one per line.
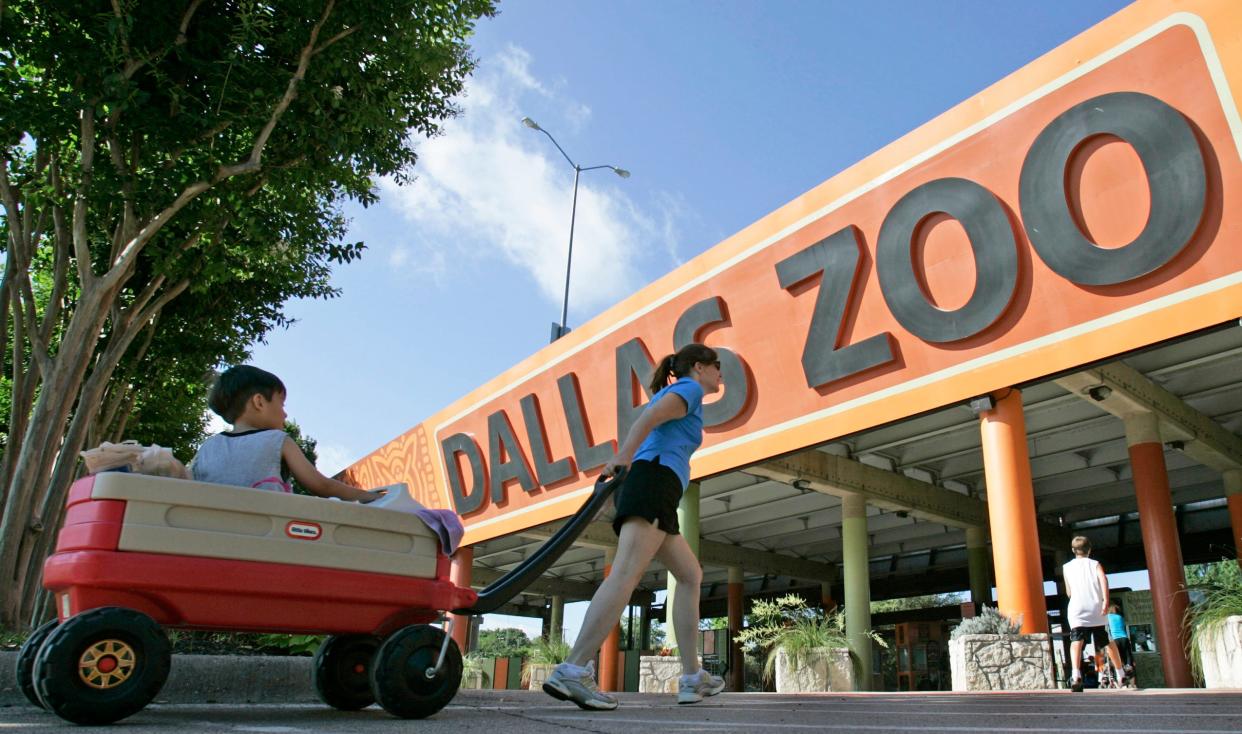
33, 607, 171, 725
16, 619, 59, 709
370, 624, 461, 719
313, 634, 380, 710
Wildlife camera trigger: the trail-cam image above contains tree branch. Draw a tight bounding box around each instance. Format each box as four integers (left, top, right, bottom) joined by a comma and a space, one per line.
312, 24, 359, 56
107, 0, 337, 280
72, 108, 98, 287
176, 0, 206, 45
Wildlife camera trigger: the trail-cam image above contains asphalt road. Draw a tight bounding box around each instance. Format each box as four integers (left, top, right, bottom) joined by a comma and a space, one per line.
3, 689, 1242, 733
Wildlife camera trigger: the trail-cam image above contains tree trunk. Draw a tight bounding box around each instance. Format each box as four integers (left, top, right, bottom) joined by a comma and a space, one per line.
0, 284, 114, 629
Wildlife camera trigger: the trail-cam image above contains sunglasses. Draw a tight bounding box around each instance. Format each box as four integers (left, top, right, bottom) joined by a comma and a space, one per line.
702, 360, 721, 370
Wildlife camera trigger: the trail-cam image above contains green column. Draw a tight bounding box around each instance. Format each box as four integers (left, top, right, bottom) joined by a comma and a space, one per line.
842, 493, 873, 691
665, 481, 701, 651
966, 527, 991, 605
550, 594, 564, 643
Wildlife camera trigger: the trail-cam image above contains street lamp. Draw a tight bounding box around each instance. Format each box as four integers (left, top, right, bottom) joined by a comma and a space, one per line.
522, 116, 630, 342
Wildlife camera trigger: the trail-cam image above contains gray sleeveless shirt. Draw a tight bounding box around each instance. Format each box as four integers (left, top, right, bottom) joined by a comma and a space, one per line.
191, 429, 289, 492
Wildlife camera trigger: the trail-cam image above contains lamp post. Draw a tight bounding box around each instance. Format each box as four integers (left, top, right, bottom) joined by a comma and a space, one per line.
522, 116, 630, 342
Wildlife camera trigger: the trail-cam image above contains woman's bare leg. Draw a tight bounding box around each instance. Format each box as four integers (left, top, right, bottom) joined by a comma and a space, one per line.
565, 518, 667, 667
656, 532, 704, 676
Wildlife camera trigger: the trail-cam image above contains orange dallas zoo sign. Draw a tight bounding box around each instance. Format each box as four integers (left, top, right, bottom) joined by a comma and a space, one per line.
343, 1, 1242, 544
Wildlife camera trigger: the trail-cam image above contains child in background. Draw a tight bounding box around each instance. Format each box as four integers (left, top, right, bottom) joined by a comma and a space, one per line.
191, 366, 379, 503
1107, 603, 1135, 680
1063, 535, 1127, 691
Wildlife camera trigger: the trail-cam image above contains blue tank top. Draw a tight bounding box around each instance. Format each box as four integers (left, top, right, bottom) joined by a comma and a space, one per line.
1107, 613, 1128, 639
632, 377, 704, 490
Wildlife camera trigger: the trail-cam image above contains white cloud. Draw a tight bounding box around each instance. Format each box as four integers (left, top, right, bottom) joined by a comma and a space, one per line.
380, 44, 670, 318
313, 443, 353, 477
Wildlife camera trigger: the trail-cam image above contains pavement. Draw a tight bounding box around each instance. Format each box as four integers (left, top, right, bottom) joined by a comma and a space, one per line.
4, 689, 1242, 733
4, 653, 1242, 732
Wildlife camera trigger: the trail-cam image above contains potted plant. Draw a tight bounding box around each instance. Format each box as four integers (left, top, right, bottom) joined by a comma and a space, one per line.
522, 636, 570, 690
1186, 560, 1242, 688
733, 594, 883, 692
948, 607, 1054, 691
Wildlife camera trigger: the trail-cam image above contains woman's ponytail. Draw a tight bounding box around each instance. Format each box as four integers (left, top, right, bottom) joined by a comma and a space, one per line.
649, 354, 677, 394
647, 343, 718, 394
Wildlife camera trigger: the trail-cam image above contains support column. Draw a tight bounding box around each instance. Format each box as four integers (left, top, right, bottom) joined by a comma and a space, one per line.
966, 526, 992, 605
666, 481, 701, 652
727, 566, 744, 692
1124, 412, 1193, 688
1225, 469, 1242, 570
842, 493, 873, 690
978, 389, 1048, 634
449, 546, 474, 652
550, 595, 565, 643
639, 602, 652, 651
599, 548, 621, 692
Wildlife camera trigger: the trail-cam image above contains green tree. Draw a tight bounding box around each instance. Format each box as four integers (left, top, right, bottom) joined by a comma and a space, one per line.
476, 628, 532, 659
0, 0, 496, 629
283, 419, 317, 496
871, 592, 966, 614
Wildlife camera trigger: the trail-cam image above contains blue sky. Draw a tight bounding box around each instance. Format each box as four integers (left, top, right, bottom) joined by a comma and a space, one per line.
244, 1, 1138, 639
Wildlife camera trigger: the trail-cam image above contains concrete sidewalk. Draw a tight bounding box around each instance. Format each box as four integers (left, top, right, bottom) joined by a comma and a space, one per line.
0, 651, 319, 705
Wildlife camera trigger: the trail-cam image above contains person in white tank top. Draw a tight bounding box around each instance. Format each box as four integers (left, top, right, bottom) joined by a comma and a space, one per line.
1062, 535, 1127, 690
191, 366, 381, 503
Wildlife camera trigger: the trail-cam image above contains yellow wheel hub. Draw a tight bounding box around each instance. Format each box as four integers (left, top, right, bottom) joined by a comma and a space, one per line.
78, 639, 136, 689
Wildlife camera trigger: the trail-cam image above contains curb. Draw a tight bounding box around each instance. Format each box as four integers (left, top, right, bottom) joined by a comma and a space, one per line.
1, 651, 317, 706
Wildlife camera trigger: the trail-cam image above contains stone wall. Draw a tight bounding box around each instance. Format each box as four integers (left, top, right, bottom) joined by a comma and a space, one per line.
638, 656, 682, 693
949, 634, 1054, 691
1198, 615, 1242, 689
774, 646, 854, 692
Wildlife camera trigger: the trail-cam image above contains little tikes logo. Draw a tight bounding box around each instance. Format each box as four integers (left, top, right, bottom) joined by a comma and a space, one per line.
285, 521, 322, 541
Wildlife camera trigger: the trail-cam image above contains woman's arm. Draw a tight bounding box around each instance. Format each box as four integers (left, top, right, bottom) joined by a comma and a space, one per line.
281, 437, 380, 502
603, 392, 688, 477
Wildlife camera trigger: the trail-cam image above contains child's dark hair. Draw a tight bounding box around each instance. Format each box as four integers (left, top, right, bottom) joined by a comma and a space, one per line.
649, 343, 718, 394
208, 365, 286, 423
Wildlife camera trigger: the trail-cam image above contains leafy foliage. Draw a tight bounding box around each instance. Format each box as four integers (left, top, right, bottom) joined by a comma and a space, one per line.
733, 594, 885, 681
525, 635, 570, 665
1185, 558, 1242, 680
872, 592, 966, 614
949, 606, 1022, 639
0, 0, 496, 629
475, 627, 531, 659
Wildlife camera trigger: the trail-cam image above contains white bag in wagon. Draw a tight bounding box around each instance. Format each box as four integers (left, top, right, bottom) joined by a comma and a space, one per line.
80, 440, 191, 480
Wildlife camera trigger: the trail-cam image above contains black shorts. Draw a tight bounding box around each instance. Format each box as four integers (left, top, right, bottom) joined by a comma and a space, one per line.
612, 459, 682, 536
1070, 625, 1109, 648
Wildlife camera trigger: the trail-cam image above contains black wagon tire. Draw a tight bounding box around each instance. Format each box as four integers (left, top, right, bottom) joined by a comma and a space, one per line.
369, 624, 462, 719
313, 634, 380, 710
32, 607, 171, 725
16, 618, 59, 709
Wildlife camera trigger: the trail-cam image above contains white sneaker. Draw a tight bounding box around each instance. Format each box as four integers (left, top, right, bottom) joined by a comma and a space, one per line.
543, 660, 618, 711
677, 669, 725, 704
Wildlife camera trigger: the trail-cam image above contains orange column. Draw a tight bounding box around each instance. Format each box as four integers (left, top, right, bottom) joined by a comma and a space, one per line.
449, 546, 473, 653
727, 566, 744, 692
1225, 470, 1242, 571
599, 549, 621, 692
1124, 413, 1193, 688
978, 389, 1048, 634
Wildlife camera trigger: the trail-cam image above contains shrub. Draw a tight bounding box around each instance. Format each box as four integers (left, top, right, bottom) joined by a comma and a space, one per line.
1185, 559, 1242, 680
526, 636, 571, 665
733, 594, 884, 681
950, 607, 1022, 639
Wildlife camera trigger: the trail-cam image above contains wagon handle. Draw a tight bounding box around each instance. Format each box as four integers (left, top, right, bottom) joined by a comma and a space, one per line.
453, 468, 626, 615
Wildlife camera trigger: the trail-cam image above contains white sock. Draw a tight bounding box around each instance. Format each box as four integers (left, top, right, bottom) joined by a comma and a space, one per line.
1071, 671, 1082, 681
